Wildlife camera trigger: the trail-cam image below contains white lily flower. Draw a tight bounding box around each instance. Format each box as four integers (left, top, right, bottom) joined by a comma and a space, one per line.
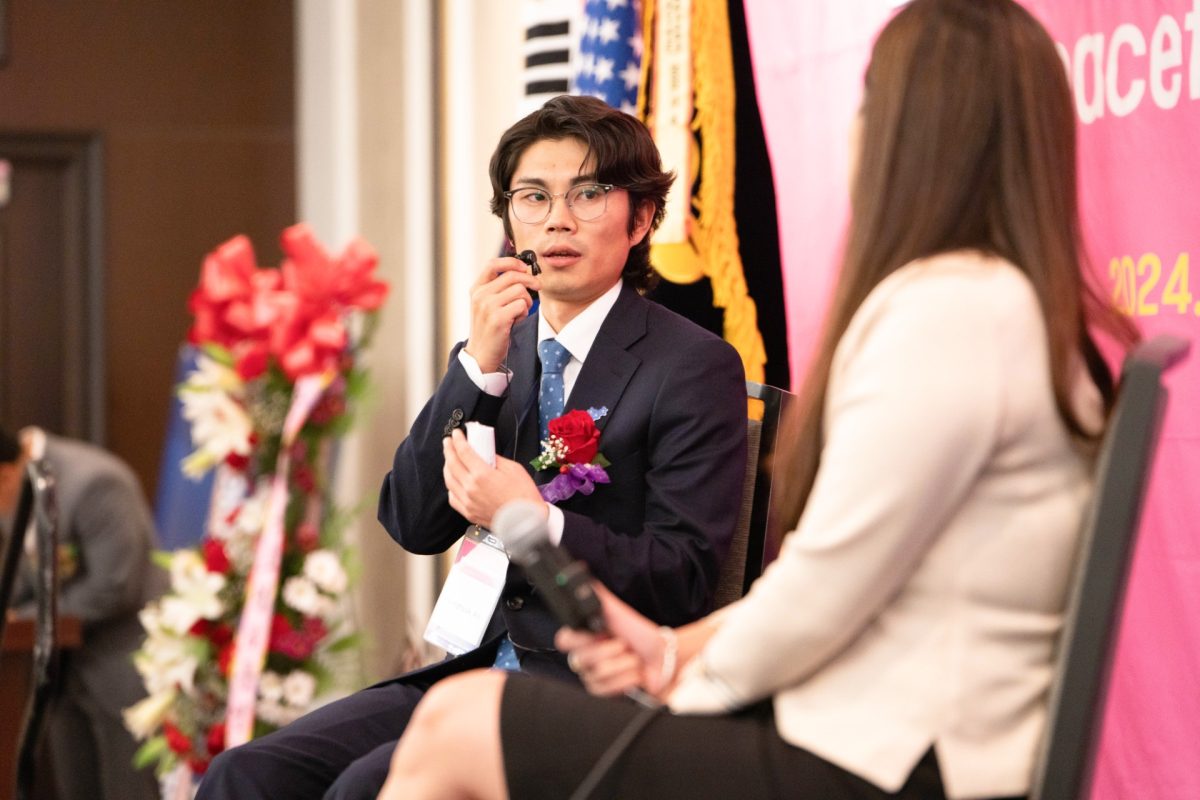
134, 632, 201, 694
157, 551, 226, 633
178, 357, 254, 478
123, 688, 179, 740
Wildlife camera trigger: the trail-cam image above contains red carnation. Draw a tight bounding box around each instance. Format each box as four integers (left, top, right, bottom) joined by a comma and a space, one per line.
163, 721, 193, 755
293, 462, 317, 495
309, 388, 347, 426
234, 344, 270, 381
204, 620, 233, 648
223, 450, 251, 471
269, 614, 317, 660
206, 722, 227, 756
294, 521, 320, 554
302, 616, 329, 645
218, 643, 235, 677
189, 757, 211, 776
547, 410, 602, 464
203, 539, 231, 574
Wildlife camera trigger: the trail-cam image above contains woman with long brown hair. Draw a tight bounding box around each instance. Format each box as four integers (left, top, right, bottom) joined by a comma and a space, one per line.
378, 1, 1137, 798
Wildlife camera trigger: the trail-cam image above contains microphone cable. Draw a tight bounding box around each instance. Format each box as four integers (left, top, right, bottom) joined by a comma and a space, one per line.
568, 704, 664, 800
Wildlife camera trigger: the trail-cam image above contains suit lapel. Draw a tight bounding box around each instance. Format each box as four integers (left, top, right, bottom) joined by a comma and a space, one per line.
564, 285, 648, 433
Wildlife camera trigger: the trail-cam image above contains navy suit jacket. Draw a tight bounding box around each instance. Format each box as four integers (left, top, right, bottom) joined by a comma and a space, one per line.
378, 284, 747, 678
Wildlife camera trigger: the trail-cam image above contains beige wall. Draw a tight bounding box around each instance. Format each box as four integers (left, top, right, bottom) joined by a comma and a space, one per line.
299, 0, 526, 682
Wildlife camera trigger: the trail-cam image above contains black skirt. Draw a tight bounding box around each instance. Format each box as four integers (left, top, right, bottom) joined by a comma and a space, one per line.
499, 674, 956, 800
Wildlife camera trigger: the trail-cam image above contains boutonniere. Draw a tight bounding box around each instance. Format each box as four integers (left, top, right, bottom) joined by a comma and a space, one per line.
531, 407, 611, 503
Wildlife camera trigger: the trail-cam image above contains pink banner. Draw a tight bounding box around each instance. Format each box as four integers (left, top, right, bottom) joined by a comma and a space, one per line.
225, 371, 331, 748
744, 0, 1200, 796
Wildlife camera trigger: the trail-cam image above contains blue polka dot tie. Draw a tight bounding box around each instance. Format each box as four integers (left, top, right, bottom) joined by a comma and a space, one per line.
538, 339, 572, 440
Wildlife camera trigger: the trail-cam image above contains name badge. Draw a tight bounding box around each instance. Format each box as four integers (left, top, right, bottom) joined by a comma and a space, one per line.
423, 526, 509, 655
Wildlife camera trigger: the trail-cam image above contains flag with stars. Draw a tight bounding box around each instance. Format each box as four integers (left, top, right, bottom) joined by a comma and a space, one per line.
572, 0, 642, 115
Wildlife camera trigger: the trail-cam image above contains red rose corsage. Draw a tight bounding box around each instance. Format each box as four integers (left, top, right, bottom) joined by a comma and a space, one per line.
531, 407, 611, 503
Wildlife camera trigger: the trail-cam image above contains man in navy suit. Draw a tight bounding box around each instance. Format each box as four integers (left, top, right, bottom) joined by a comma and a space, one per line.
199, 95, 747, 800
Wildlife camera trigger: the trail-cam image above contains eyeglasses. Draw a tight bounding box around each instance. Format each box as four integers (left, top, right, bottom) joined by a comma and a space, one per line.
502, 183, 618, 224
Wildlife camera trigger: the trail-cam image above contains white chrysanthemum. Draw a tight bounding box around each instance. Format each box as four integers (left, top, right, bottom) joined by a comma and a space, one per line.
123, 688, 178, 740
134, 631, 201, 694
282, 670, 317, 708
282, 576, 332, 618
256, 697, 302, 727
303, 550, 347, 595
258, 670, 285, 703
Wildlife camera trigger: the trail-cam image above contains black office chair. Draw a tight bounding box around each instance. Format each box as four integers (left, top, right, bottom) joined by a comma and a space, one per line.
1030, 334, 1191, 800
0, 458, 61, 800
713, 381, 794, 609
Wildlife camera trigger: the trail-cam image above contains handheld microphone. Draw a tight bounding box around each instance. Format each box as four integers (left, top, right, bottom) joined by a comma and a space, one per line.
516, 249, 541, 276
492, 500, 604, 633
494, 500, 662, 709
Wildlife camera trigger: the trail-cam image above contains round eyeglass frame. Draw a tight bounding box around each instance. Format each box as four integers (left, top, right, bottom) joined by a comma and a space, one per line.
502, 183, 618, 224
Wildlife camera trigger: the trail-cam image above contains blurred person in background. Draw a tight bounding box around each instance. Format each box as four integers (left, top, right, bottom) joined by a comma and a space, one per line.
1, 424, 164, 800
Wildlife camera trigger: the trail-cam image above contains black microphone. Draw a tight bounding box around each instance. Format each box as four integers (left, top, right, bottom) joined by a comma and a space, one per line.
492, 500, 604, 633
494, 500, 662, 710
516, 249, 541, 276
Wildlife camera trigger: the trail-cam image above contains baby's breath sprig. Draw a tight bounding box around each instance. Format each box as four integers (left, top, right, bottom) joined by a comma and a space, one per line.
530, 434, 570, 471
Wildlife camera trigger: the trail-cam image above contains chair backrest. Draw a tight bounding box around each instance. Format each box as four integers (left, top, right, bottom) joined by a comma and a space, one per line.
1030, 335, 1190, 800
713, 381, 793, 609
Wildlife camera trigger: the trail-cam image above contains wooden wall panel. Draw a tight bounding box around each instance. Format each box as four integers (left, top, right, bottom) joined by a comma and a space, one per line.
0, 0, 295, 497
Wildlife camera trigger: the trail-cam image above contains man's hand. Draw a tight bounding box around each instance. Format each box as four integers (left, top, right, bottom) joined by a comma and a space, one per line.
462, 257, 540, 373
442, 428, 545, 528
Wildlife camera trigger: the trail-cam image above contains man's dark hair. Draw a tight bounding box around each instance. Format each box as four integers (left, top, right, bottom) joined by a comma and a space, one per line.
488, 95, 674, 293
0, 425, 20, 464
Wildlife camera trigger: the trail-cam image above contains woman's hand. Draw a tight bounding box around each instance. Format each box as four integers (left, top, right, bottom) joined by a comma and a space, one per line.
555, 584, 675, 699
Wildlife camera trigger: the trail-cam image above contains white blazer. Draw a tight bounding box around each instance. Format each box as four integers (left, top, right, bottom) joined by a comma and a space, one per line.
670, 252, 1103, 799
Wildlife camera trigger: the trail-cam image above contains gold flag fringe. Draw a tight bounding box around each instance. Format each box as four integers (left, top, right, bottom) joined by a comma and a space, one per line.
641, 0, 767, 383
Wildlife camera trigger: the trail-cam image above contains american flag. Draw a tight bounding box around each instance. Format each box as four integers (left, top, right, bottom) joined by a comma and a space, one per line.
571, 0, 643, 114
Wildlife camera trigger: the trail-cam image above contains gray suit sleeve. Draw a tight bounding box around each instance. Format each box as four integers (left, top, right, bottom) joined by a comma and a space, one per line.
57, 472, 157, 623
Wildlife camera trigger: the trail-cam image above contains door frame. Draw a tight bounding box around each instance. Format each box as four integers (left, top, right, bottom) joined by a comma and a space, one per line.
0, 132, 104, 443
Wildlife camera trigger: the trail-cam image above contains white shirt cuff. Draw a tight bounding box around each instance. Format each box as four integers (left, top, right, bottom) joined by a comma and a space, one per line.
457, 350, 510, 396
545, 504, 565, 546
